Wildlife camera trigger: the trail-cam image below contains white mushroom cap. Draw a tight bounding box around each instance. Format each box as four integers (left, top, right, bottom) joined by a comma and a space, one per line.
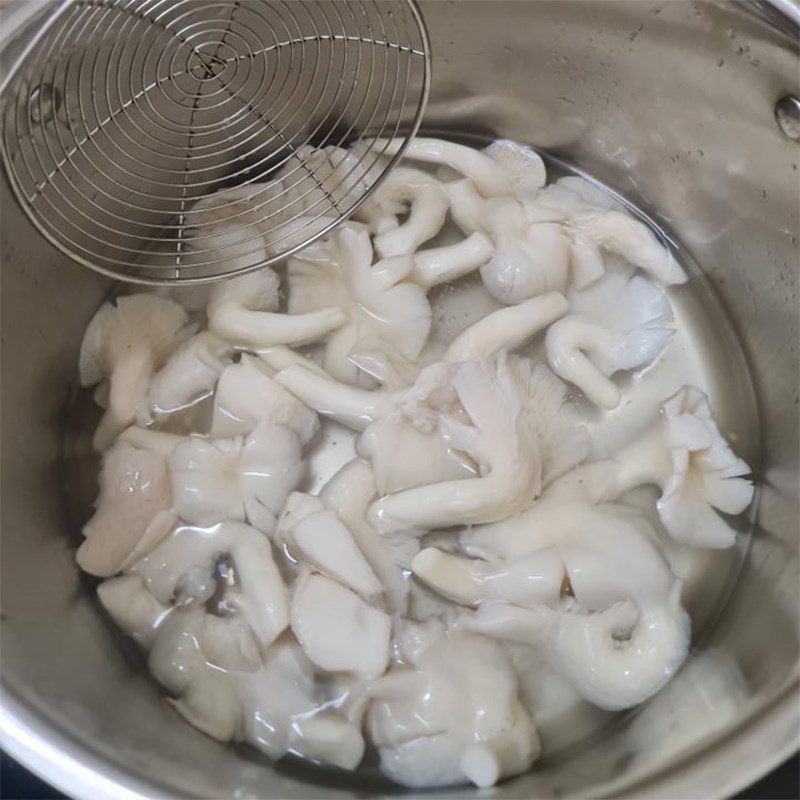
140, 331, 233, 423
79, 294, 190, 449
168, 422, 304, 536
133, 520, 289, 651
482, 139, 547, 198
211, 353, 319, 443
368, 634, 539, 788
76, 440, 174, 577
277, 492, 382, 598
319, 459, 411, 615
290, 572, 390, 678
287, 225, 432, 386
657, 386, 754, 548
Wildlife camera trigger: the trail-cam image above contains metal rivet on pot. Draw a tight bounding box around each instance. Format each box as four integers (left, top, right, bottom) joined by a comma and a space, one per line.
774, 95, 800, 140
28, 83, 61, 124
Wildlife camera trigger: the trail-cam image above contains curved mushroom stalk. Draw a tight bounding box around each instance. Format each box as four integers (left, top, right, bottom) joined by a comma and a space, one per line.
276, 492, 382, 598
370, 354, 588, 533
372, 136, 546, 199
573, 209, 686, 286
546, 271, 675, 409
208, 268, 346, 349
319, 459, 412, 614
255, 345, 329, 378
466, 585, 690, 711
287, 225, 432, 385
76, 440, 175, 577
273, 364, 400, 432
79, 295, 191, 450
211, 353, 319, 443
367, 634, 540, 788
133, 519, 289, 651
443, 292, 568, 362
139, 332, 233, 424
290, 571, 391, 678
409, 232, 494, 288
411, 547, 564, 608
168, 422, 304, 535
370, 167, 449, 258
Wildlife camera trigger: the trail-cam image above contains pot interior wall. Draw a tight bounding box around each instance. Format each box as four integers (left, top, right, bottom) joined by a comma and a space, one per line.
1, 2, 798, 798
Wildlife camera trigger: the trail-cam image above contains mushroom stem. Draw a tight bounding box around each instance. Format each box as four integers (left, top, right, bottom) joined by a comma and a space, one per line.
411, 547, 564, 607
545, 317, 621, 409
274, 365, 396, 432
372, 138, 512, 197
444, 292, 568, 363
210, 305, 347, 348
411, 232, 494, 288
369, 468, 531, 533
255, 345, 330, 378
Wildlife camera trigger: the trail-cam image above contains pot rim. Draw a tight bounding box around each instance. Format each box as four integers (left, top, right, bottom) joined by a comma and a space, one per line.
1, 0, 798, 797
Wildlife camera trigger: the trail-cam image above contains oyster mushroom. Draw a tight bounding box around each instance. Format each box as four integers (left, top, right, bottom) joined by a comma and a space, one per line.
409, 232, 494, 289
545, 269, 675, 409
287, 225, 432, 385
458, 500, 691, 710
207, 268, 346, 349
211, 353, 319, 443
290, 571, 391, 678
273, 364, 400, 431
79, 294, 191, 450
443, 291, 568, 363
367, 634, 540, 788
76, 440, 176, 577
512, 386, 754, 549
276, 492, 382, 599
369, 167, 449, 258
139, 331, 233, 424
319, 458, 413, 615
133, 519, 289, 651
411, 547, 564, 608
372, 136, 546, 199
368, 354, 588, 533
168, 422, 304, 536
445, 179, 573, 304
465, 584, 690, 712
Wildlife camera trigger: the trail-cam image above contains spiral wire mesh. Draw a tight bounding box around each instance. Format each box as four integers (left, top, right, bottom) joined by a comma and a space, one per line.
1, 0, 430, 284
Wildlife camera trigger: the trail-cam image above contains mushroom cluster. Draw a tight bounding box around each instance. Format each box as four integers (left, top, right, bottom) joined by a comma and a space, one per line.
75, 138, 754, 788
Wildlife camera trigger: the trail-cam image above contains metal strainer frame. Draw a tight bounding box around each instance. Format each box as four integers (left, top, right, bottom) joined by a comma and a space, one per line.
1, 0, 431, 285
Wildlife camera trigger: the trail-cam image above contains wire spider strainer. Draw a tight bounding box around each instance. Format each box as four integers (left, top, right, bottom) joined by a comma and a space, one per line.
1, 0, 430, 285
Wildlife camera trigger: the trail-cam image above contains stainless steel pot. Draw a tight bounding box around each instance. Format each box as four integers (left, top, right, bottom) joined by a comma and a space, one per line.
1, 2, 798, 798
